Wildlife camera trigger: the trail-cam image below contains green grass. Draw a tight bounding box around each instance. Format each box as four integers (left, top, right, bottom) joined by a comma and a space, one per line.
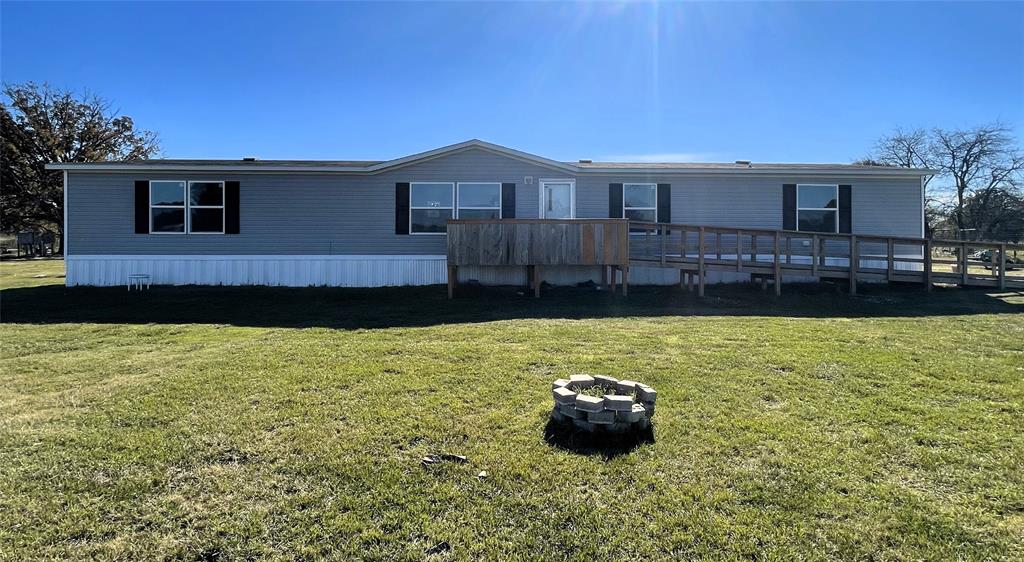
1, 259, 1022, 560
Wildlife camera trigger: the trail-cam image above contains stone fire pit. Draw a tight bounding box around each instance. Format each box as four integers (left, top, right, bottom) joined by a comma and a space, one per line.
550, 374, 656, 433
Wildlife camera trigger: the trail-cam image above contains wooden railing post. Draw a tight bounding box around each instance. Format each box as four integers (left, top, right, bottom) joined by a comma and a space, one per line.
736, 229, 743, 272
999, 243, 1007, 290
811, 234, 819, 276
849, 235, 858, 295
961, 243, 969, 286
786, 236, 792, 264
773, 231, 782, 296
887, 238, 895, 281
697, 227, 706, 297
924, 240, 932, 292
660, 225, 666, 266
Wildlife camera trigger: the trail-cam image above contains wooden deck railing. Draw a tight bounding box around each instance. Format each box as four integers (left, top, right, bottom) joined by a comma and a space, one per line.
445, 218, 1023, 297
446, 219, 629, 297
627, 221, 1024, 296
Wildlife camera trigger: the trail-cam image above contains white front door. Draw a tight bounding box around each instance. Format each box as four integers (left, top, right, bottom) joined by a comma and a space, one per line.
540, 180, 575, 219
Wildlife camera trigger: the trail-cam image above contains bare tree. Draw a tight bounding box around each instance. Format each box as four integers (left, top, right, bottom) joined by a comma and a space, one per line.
930, 124, 1023, 237
858, 128, 937, 234
862, 124, 1023, 240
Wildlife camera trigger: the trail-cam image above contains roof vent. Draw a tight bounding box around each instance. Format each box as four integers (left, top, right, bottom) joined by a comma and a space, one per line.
734, 160, 752, 167
578, 159, 592, 164
242, 156, 257, 162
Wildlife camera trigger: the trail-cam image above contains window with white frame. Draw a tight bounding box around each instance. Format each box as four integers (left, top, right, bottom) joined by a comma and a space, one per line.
150, 181, 187, 233
149, 180, 225, 234
410, 182, 455, 234
797, 184, 838, 233
188, 181, 225, 233
457, 182, 501, 220
624, 183, 657, 234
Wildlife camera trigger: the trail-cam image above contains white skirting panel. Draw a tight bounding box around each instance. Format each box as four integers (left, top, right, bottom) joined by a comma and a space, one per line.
66, 255, 449, 287
66, 253, 924, 288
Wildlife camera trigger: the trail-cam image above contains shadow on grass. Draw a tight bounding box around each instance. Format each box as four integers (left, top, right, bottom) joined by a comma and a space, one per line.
543, 418, 656, 459
1, 281, 1021, 330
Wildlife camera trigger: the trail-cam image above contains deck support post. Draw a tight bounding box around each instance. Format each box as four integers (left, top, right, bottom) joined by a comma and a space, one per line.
679, 270, 687, 290
601, 265, 608, 290
999, 244, 1007, 290
533, 264, 542, 298
697, 227, 706, 297
849, 235, 858, 295
610, 266, 618, 294
621, 266, 629, 297
924, 240, 932, 292
447, 265, 457, 299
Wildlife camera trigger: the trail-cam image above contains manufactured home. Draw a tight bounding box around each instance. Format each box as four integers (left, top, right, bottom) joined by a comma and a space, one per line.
48, 139, 933, 290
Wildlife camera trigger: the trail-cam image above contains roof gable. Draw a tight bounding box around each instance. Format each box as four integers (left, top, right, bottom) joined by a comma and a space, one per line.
45, 139, 936, 177
366, 139, 577, 174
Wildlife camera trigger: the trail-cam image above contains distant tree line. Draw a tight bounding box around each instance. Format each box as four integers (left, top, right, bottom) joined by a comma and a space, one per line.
859, 124, 1023, 242
1, 82, 160, 251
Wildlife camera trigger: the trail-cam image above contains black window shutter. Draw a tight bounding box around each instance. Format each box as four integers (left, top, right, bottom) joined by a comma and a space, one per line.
839, 185, 852, 233
609, 183, 623, 218
395, 182, 410, 235
657, 183, 671, 223
225, 181, 240, 234
501, 183, 516, 219
134, 180, 149, 234
782, 184, 796, 230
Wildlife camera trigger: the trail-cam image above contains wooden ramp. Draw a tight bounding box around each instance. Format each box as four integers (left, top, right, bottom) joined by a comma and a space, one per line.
627, 222, 1024, 296
445, 218, 1024, 297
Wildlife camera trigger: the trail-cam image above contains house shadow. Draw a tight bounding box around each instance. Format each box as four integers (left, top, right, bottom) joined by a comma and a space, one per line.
0, 281, 1021, 330
542, 418, 656, 460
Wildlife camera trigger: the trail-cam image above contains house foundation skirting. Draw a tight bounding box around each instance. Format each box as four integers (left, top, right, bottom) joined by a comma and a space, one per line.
64, 254, 922, 288
65, 255, 449, 287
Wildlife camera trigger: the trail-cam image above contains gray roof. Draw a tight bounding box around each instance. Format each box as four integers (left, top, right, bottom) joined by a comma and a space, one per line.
47, 139, 936, 176
572, 161, 906, 171
115, 158, 384, 167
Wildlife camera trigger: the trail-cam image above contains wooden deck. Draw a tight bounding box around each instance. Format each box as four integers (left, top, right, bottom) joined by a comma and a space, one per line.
446, 219, 629, 297
446, 219, 1024, 297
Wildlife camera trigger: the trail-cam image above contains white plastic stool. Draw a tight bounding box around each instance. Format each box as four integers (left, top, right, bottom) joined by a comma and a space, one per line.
127, 273, 150, 291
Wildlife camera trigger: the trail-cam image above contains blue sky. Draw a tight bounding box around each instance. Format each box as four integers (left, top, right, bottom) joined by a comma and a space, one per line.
2, 1, 1022, 163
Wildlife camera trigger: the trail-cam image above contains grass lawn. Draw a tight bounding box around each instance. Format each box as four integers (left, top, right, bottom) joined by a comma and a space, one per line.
2, 259, 1023, 560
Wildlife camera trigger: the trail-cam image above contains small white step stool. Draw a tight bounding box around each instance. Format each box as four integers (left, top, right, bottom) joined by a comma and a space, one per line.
127, 273, 151, 291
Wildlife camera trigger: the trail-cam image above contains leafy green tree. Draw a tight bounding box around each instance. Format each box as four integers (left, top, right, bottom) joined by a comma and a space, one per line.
1, 82, 160, 250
